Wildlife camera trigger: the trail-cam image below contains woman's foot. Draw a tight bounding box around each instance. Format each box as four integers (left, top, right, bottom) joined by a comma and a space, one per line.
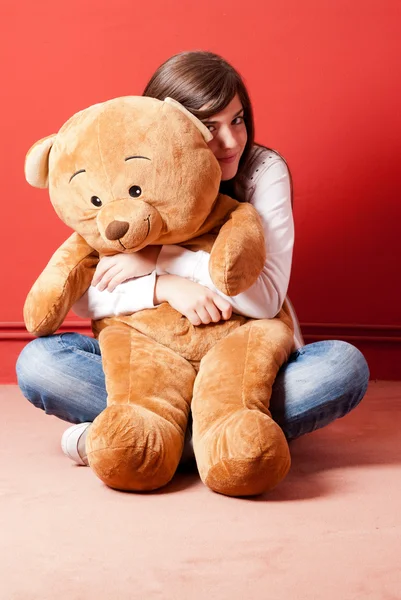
61, 419, 195, 470
61, 422, 91, 466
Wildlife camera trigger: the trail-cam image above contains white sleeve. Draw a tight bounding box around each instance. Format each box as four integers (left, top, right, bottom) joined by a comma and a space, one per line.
72, 271, 157, 320
156, 159, 294, 319
156, 245, 208, 279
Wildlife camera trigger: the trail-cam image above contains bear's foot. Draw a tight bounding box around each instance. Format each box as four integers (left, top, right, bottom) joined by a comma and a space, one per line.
194, 409, 290, 497
86, 404, 184, 491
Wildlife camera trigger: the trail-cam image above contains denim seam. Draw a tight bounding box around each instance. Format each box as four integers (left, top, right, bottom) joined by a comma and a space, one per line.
57, 335, 102, 362
275, 400, 345, 426
275, 388, 363, 429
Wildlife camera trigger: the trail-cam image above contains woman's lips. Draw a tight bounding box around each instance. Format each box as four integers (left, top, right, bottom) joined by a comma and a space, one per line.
218, 154, 238, 164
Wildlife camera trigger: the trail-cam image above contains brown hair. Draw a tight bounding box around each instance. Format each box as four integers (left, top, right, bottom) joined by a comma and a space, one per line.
143, 51, 255, 189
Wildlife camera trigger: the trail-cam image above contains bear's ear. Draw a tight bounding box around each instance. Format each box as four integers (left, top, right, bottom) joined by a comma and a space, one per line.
164, 97, 213, 143
25, 134, 56, 189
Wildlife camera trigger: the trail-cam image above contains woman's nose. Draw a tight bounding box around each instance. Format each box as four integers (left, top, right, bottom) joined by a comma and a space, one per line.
217, 127, 237, 149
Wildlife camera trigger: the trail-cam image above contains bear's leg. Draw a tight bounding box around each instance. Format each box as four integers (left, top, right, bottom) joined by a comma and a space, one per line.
192, 319, 294, 497
87, 324, 196, 491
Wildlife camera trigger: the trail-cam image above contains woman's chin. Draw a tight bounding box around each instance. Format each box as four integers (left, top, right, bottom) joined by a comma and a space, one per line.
220, 163, 239, 181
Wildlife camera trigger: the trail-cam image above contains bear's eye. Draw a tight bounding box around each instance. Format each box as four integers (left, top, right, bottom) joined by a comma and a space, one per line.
91, 196, 102, 207
129, 185, 142, 198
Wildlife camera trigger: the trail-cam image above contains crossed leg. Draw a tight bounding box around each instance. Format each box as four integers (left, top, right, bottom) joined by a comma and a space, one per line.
192, 318, 294, 497
86, 324, 196, 492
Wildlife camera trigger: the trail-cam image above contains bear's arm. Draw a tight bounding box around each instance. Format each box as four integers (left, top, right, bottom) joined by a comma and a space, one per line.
24, 232, 98, 336
208, 199, 266, 296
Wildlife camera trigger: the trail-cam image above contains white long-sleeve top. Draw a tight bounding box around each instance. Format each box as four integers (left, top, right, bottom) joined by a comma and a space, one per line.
73, 146, 304, 349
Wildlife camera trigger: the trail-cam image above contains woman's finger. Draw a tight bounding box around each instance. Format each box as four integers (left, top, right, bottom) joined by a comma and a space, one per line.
106, 272, 133, 292
186, 310, 202, 326
92, 257, 114, 286
213, 295, 232, 320
96, 266, 123, 291
195, 306, 212, 325
204, 300, 222, 323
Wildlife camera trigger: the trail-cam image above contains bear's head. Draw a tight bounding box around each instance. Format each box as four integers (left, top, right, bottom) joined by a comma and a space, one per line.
25, 96, 222, 255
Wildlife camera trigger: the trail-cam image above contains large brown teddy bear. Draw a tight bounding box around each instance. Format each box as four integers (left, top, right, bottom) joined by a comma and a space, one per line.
24, 96, 295, 497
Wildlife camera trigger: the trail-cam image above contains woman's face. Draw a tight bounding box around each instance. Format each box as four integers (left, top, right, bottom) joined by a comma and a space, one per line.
201, 94, 248, 181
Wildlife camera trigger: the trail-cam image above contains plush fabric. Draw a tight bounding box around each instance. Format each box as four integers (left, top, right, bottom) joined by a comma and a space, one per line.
24, 96, 294, 496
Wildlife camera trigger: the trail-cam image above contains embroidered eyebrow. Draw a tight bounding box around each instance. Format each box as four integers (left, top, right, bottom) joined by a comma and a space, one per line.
125, 155, 151, 162
69, 169, 86, 183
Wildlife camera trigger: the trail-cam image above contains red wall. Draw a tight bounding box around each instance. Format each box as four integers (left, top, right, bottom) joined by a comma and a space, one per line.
1, 0, 400, 381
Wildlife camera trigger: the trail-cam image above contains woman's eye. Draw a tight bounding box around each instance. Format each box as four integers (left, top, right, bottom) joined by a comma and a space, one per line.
129, 185, 142, 198
233, 116, 244, 125
203, 123, 216, 133
91, 196, 102, 207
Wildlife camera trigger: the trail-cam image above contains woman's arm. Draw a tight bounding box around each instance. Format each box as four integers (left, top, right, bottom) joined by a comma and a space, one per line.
71, 245, 233, 325
157, 156, 294, 319
72, 271, 158, 320
72, 246, 161, 319
72, 271, 232, 326
154, 275, 232, 325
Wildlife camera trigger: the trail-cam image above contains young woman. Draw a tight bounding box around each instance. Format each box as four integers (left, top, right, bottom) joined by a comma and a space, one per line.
16, 51, 369, 467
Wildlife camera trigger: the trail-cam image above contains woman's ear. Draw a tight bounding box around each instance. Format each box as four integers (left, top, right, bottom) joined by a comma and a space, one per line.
164, 97, 213, 143
25, 134, 56, 188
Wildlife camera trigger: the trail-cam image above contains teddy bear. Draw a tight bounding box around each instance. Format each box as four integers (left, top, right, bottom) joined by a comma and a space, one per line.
23, 96, 295, 497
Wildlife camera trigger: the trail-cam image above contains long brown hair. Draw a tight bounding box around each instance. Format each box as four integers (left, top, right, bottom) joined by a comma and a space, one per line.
143, 51, 255, 190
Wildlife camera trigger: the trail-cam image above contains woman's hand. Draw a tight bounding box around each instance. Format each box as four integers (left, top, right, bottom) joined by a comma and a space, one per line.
92, 246, 162, 292
155, 274, 232, 326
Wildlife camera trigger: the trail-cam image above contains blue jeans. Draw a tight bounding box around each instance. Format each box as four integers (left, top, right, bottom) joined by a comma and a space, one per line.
16, 333, 369, 442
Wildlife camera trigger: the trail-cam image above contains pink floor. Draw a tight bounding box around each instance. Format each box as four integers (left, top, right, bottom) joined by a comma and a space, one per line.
1, 382, 400, 599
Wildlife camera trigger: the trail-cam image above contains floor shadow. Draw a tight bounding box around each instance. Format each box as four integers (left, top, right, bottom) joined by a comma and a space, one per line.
154, 469, 200, 495
107, 459, 200, 496
251, 397, 401, 502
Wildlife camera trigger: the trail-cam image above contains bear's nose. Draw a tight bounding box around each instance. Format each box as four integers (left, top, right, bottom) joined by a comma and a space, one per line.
105, 220, 129, 240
